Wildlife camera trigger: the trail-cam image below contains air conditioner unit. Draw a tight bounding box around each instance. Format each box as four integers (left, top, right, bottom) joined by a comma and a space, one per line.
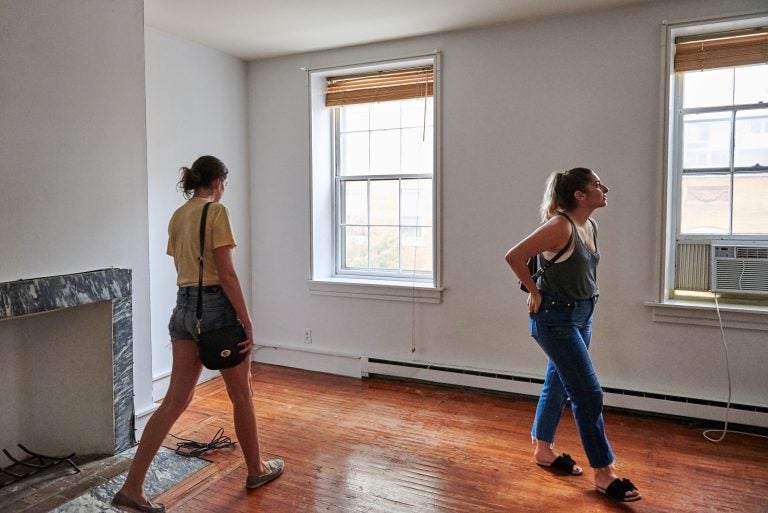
710, 243, 768, 296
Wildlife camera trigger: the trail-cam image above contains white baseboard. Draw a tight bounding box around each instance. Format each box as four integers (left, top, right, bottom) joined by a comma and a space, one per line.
364, 358, 768, 429
152, 349, 767, 429
252, 343, 362, 378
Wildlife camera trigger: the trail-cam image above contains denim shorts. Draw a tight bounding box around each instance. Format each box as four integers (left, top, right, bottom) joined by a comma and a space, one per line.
168, 286, 238, 342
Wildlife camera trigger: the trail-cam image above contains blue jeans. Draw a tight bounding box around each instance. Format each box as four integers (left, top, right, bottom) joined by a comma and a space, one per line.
529, 294, 614, 468
168, 286, 238, 342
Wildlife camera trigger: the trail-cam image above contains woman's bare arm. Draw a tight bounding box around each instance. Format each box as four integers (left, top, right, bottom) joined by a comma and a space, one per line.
214, 245, 253, 353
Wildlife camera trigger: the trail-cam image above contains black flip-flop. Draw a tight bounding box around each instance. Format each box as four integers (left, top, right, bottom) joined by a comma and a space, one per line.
596, 478, 642, 502
536, 453, 583, 475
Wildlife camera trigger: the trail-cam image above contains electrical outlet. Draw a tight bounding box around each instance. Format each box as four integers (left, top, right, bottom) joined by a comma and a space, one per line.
303, 329, 312, 344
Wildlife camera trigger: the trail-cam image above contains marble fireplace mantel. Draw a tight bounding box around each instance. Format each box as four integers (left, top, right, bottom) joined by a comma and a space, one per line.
0, 268, 135, 453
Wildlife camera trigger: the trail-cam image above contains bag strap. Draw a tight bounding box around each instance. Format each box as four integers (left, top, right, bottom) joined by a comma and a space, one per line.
534, 212, 576, 277
196, 202, 213, 333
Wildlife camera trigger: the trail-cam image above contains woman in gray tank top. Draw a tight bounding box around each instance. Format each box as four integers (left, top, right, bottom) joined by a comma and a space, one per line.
505, 167, 641, 503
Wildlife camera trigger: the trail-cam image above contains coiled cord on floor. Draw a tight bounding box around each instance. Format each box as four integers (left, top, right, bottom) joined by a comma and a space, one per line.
169, 427, 236, 457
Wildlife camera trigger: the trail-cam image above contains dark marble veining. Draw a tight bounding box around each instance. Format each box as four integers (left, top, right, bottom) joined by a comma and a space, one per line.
51, 447, 210, 513
0, 268, 135, 454
0, 268, 131, 320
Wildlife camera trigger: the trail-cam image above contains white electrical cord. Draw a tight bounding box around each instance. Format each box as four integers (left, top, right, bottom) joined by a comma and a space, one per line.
702, 293, 768, 442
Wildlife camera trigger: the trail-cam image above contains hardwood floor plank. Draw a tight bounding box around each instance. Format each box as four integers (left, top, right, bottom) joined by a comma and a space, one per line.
149, 363, 768, 513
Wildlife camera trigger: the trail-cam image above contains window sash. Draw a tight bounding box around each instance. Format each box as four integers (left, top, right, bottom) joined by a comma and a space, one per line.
675, 75, 768, 238
335, 175, 433, 279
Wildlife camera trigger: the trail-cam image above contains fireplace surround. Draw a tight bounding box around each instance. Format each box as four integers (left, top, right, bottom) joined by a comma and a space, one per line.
0, 268, 135, 456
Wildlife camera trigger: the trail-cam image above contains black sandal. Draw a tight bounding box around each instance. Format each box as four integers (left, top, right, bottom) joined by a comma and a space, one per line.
596, 478, 641, 502
536, 453, 583, 475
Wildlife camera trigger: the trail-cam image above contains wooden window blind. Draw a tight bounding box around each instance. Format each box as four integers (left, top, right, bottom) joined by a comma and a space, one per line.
326, 66, 433, 107
675, 28, 768, 72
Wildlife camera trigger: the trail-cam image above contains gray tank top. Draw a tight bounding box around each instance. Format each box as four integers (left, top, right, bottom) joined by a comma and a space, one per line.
538, 219, 599, 300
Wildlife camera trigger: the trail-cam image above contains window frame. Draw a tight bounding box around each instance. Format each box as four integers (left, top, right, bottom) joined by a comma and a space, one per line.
307, 54, 443, 302
655, 13, 768, 313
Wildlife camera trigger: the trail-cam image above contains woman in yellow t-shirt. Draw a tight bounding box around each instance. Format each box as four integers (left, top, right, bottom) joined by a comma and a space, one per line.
113, 156, 283, 513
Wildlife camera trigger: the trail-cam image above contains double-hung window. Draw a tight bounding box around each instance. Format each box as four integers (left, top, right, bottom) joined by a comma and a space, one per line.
308, 56, 441, 300
330, 68, 434, 280
663, 19, 768, 302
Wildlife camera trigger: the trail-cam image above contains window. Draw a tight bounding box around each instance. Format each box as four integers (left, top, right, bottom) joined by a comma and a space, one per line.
308, 56, 441, 301
335, 95, 434, 280
663, 19, 768, 302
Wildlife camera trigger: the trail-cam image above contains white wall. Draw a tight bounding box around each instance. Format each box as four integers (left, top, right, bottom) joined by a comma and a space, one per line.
0, 1, 154, 427
247, 0, 768, 414
145, 27, 251, 398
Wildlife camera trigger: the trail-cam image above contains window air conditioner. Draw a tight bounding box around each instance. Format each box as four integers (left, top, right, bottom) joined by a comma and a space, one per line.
710, 243, 768, 296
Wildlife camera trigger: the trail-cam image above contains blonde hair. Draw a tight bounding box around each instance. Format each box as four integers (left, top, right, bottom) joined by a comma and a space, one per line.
539, 167, 594, 222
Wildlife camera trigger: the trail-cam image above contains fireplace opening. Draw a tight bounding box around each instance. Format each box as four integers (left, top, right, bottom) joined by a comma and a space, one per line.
0, 301, 114, 458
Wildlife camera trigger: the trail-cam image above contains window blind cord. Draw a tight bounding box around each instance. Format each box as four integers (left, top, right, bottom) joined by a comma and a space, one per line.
422, 81, 428, 142
170, 427, 237, 457
410, 177, 422, 354
411, 93, 429, 354
703, 295, 768, 442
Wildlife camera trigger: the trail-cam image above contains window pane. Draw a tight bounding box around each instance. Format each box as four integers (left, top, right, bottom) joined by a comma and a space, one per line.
401, 227, 433, 273
401, 97, 433, 128
342, 180, 367, 225
344, 226, 368, 269
733, 173, 768, 234
370, 180, 398, 225
401, 127, 433, 175
340, 104, 369, 132
370, 227, 399, 271
735, 109, 768, 167
370, 130, 400, 174
680, 174, 730, 234
340, 132, 369, 176
734, 64, 768, 105
682, 68, 733, 109
370, 101, 400, 130
401, 178, 433, 226
683, 112, 731, 169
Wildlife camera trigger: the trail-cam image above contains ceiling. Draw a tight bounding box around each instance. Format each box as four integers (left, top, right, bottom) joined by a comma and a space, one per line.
144, 0, 656, 60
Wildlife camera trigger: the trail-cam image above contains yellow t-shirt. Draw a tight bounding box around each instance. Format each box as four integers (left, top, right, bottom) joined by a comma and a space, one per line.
167, 197, 237, 287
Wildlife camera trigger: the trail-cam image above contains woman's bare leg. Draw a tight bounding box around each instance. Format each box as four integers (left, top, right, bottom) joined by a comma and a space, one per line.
117, 340, 203, 503
219, 360, 269, 476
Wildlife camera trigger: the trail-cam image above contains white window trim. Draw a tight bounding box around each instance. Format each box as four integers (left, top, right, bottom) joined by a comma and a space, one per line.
307, 53, 443, 302
650, 12, 768, 327
645, 299, 768, 331
308, 277, 443, 303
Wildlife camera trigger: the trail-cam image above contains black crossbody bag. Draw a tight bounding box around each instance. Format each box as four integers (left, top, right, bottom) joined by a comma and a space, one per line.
195, 202, 247, 370
519, 212, 577, 293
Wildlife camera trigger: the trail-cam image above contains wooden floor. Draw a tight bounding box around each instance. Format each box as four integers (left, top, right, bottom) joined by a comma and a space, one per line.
154, 363, 768, 513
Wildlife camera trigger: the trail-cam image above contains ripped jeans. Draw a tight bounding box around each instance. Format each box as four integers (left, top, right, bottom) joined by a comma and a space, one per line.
529, 294, 614, 468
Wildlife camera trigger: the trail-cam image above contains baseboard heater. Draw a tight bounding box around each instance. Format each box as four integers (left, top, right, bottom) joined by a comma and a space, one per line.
365, 358, 768, 416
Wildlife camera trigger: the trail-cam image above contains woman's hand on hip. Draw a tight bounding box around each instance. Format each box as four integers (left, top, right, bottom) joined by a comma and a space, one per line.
527, 289, 542, 314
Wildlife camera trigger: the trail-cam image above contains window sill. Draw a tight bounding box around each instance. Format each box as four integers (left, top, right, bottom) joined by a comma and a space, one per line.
308, 277, 443, 303
645, 300, 768, 331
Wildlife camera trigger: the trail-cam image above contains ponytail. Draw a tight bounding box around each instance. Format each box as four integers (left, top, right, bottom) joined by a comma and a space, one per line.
538, 167, 593, 222
178, 155, 228, 198
539, 171, 562, 222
